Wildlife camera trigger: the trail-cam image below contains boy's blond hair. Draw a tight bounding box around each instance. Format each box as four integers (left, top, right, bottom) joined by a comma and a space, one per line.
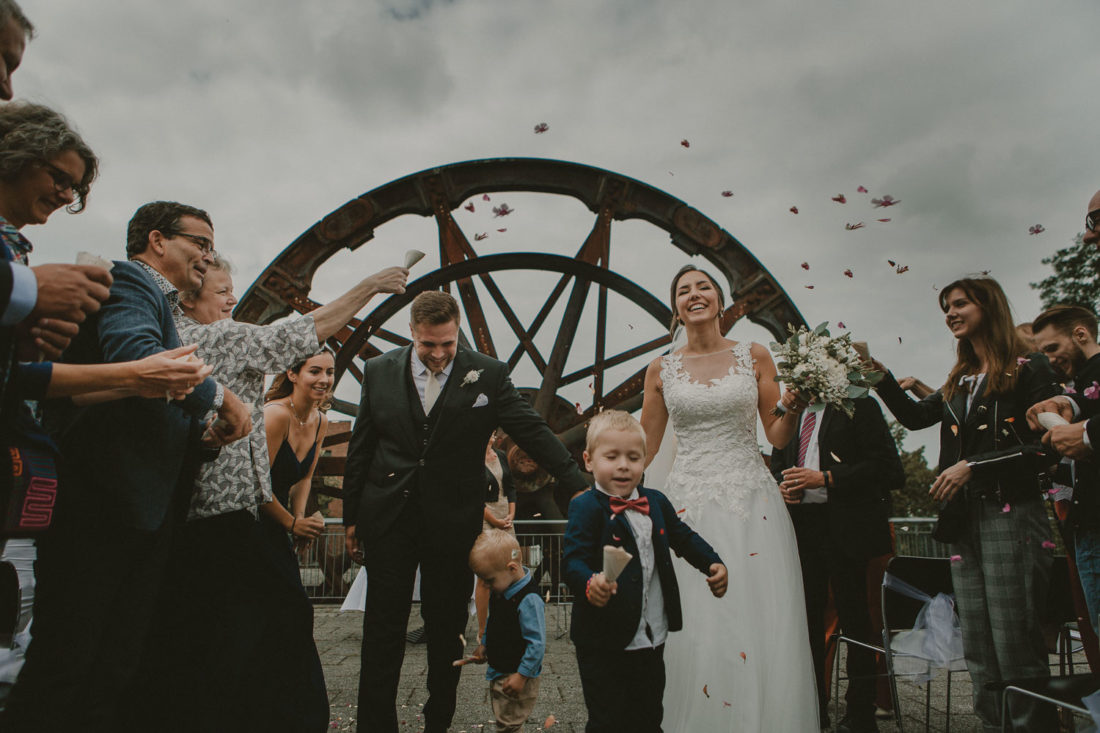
584, 409, 647, 454
468, 529, 521, 573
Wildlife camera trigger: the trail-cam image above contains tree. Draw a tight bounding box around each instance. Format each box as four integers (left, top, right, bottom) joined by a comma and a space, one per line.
889, 421, 938, 517
1030, 233, 1100, 312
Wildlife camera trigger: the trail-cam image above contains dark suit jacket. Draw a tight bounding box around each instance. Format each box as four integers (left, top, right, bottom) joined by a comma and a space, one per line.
770, 399, 903, 559
1066, 353, 1100, 528
43, 260, 219, 531
343, 344, 586, 551
876, 354, 1061, 503
562, 486, 721, 651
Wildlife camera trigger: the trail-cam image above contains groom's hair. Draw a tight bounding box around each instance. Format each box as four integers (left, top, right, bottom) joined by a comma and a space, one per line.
410, 290, 461, 326
469, 529, 521, 572
585, 410, 646, 454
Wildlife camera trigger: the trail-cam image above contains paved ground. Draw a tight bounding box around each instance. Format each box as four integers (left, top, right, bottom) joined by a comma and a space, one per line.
317, 604, 1087, 732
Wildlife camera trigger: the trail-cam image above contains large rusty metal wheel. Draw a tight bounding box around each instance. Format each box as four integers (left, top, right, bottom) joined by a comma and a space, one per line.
235, 158, 806, 483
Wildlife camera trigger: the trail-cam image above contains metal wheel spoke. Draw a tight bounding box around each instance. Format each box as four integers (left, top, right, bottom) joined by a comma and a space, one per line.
476, 271, 548, 374
435, 206, 496, 357
505, 274, 570, 371
560, 335, 671, 387
534, 275, 592, 417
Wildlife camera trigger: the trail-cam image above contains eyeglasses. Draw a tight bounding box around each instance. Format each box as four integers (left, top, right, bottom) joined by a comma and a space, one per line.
167, 231, 215, 255
42, 162, 87, 200
1087, 208, 1100, 234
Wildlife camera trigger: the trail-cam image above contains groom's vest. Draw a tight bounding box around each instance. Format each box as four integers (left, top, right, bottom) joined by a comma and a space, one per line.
403, 365, 449, 489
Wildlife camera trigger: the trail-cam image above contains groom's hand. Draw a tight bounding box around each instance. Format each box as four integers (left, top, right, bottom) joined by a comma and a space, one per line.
706, 563, 728, 598
345, 525, 365, 566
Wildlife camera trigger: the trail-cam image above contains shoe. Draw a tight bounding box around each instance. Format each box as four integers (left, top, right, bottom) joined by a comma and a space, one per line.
874, 705, 894, 720
405, 625, 428, 644
836, 714, 878, 733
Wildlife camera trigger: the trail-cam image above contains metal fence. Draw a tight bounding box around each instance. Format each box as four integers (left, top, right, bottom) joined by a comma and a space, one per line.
302, 517, 949, 602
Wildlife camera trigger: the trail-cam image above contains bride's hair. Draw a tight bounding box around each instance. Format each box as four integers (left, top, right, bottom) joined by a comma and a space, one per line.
668, 265, 725, 334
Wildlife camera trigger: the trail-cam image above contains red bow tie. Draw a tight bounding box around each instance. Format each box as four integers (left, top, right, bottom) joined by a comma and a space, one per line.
609, 495, 650, 516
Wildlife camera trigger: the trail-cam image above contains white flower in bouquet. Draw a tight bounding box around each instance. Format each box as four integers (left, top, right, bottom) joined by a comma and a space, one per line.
770, 322, 883, 418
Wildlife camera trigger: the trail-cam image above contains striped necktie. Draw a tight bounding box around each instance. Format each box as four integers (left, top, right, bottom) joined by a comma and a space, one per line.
796, 412, 816, 467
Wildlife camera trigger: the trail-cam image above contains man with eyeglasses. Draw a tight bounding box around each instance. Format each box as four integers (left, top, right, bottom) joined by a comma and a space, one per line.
8, 201, 253, 732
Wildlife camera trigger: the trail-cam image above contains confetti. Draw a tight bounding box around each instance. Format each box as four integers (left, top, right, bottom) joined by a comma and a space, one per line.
877, 218, 892, 223
950, 554, 962, 563
575, 402, 583, 414
613, 534, 621, 541
724, 701, 732, 707
843, 269, 854, 278
482, 194, 491, 201
888, 260, 896, 267
898, 336, 903, 344
544, 714, 557, 729
1064, 385, 1077, 395
1004, 417, 1015, 423
805, 285, 815, 290
681, 139, 691, 148
800, 262, 810, 270
1003, 503, 1011, 513
763, 515, 767, 520
1028, 224, 1045, 235
676, 508, 686, 515
459, 634, 466, 647
895, 265, 909, 274
474, 232, 488, 241
545, 590, 551, 602
749, 552, 758, 557
830, 452, 842, 462
857, 185, 868, 193
464, 202, 475, 212
740, 651, 747, 662
844, 223, 864, 231
871, 195, 899, 208
950, 425, 959, 436
977, 424, 988, 431
1085, 382, 1100, 400
832, 194, 847, 204
789, 206, 799, 214
534, 122, 549, 134
1016, 357, 1030, 365
1041, 540, 1056, 549
721, 190, 734, 197
492, 204, 514, 217
497, 228, 507, 232
703, 684, 710, 698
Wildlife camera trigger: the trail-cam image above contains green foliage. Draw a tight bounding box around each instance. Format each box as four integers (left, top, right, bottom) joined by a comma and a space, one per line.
1030, 233, 1100, 312
889, 421, 939, 517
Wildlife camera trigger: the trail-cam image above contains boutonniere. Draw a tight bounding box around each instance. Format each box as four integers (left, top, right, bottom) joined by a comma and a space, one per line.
461, 369, 483, 387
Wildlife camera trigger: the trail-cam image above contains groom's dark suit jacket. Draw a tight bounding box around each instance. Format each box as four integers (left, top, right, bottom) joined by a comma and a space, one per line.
343, 344, 586, 550
562, 486, 721, 651
770, 398, 903, 560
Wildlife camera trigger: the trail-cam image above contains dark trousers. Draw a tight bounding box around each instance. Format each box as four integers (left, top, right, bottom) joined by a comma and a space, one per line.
575, 643, 665, 733
357, 501, 476, 732
0, 490, 173, 733
790, 503, 877, 723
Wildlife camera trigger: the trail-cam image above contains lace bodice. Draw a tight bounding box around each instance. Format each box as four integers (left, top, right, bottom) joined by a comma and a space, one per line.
659, 342, 777, 520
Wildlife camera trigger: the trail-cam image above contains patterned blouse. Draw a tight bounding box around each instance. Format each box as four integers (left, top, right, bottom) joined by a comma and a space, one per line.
177, 313, 319, 520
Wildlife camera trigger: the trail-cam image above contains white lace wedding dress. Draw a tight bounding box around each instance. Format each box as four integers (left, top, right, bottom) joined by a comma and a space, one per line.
656, 343, 820, 732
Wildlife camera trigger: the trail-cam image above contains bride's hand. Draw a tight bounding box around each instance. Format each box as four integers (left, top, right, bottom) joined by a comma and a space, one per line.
779, 389, 809, 415
706, 564, 728, 598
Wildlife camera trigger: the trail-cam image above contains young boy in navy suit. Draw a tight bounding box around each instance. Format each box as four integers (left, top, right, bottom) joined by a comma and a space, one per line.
563, 410, 728, 733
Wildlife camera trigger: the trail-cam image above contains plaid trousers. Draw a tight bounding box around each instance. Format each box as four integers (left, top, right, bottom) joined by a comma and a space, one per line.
950, 494, 1055, 731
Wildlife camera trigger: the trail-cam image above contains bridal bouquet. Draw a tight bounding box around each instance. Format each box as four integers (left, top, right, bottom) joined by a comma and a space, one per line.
770, 322, 883, 418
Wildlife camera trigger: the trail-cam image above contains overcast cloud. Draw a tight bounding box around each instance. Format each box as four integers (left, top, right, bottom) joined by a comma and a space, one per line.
13, 0, 1099, 457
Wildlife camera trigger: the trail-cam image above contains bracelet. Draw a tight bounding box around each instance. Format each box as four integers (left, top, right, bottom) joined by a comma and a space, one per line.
290, 517, 297, 534
774, 399, 789, 415
585, 575, 594, 602
822, 471, 831, 489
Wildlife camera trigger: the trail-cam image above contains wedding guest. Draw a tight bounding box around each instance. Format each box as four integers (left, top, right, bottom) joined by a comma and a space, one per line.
3, 200, 252, 733
468, 530, 543, 733
1029, 301, 1100, 669
771, 396, 904, 733
563, 410, 727, 733
872, 276, 1061, 731
896, 376, 934, 399
1085, 190, 1100, 250
476, 433, 515, 641
165, 256, 407, 729
0, 0, 30, 101
251, 351, 336, 732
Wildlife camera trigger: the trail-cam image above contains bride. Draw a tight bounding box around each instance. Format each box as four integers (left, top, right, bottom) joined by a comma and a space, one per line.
640, 265, 820, 731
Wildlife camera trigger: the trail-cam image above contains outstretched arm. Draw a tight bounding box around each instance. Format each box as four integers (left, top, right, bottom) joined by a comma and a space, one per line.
309, 267, 408, 342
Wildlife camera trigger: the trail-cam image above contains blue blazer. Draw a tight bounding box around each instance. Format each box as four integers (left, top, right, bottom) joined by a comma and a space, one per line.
563, 486, 721, 651
44, 260, 219, 531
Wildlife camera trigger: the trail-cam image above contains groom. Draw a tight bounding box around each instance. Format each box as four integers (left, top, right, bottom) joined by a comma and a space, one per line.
344, 290, 587, 732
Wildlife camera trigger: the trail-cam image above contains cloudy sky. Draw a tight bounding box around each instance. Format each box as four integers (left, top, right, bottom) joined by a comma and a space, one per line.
14, 0, 1098, 458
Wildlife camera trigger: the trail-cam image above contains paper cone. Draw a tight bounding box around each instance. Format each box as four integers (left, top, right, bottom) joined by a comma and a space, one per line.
852, 341, 870, 362
602, 545, 633, 583
310, 510, 324, 522
76, 251, 114, 270
1037, 412, 1069, 430
404, 249, 426, 268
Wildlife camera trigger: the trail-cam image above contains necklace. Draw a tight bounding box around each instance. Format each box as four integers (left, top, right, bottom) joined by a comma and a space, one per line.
287, 397, 311, 427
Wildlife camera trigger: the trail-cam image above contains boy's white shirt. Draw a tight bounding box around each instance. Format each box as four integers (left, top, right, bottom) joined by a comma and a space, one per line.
594, 483, 668, 649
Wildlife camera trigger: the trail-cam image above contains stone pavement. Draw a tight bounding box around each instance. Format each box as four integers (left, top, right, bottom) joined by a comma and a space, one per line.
316, 603, 1086, 732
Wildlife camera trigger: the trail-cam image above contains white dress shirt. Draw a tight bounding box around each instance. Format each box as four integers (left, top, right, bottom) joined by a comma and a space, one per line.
410, 348, 454, 412
798, 411, 828, 504
594, 483, 668, 650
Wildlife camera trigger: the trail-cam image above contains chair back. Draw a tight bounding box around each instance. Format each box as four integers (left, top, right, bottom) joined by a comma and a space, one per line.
881, 555, 954, 631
